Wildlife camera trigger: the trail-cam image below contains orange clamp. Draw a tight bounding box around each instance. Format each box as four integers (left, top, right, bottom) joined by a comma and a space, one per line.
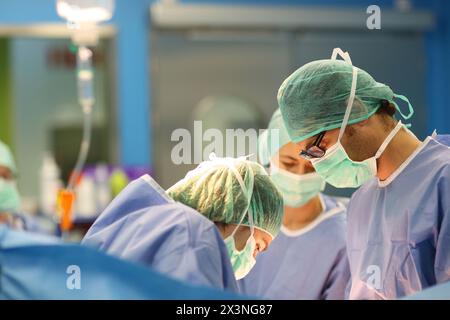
58, 189, 75, 232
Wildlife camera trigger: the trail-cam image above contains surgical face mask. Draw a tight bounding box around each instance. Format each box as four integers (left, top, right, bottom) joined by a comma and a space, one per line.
270, 163, 325, 207
224, 225, 257, 280
310, 49, 404, 188
0, 178, 21, 212
311, 120, 404, 188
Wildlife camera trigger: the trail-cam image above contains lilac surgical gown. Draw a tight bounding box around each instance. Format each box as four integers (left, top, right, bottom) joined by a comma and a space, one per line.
239, 194, 349, 299
346, 136, 450, 299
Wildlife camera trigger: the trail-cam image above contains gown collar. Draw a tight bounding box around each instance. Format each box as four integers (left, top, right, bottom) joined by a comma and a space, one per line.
377, 136, 433, 188
280, 194, 345, 238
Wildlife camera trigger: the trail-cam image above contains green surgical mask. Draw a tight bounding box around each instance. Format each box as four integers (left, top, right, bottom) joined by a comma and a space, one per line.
0, 178, 21, 212
311, 127, 401, 188
310, 49, 407, 188
270, 163, 325, 207
311, 120, 403, 188
224, 221, 256, 280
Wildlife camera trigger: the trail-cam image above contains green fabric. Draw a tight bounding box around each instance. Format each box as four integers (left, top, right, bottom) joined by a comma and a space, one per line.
167, 156, 284, 238
278, 59, 396, 143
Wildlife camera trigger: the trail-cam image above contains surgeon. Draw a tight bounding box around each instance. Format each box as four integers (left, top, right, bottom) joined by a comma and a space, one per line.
238, 109, 349, 300
278, 48, 450, 299
0, 140, 47, 232
0, 140, 24, 229
0, 140, 20, 211
83, 155, 283, 292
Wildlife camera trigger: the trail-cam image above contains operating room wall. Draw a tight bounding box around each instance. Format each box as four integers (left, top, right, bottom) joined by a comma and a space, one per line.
425, 0, 450, 135
151, 28, 428, 199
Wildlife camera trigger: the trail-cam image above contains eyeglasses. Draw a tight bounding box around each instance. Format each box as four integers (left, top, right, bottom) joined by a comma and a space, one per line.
299, 131, 326, 160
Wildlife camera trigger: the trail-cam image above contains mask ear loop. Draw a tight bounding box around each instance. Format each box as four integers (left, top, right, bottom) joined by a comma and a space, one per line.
331, 48, 352, 65
374, 120, 404, 159
331, 48, 414, 156
229, 164, 255, 240
338, 66, 358, 142
330, 48, 358, 143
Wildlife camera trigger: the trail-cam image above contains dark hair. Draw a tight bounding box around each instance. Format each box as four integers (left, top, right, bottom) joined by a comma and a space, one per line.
376, 100, 396, 117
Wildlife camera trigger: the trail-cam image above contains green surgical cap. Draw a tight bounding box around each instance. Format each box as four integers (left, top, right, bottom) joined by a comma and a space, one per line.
167, 155, 284, 238
258, 108, 291, 166
0, 140, 17, 174
278, 59, 396, 143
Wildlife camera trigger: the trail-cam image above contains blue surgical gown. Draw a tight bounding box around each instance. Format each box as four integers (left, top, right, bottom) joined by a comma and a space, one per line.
0, 226, 239, 299
436, 134, 450, 147
82, 175, 238, 292
239, 194, 350, 299
346, 136, 450, 299
12, 212, 54, 234
404, 281, 450, 300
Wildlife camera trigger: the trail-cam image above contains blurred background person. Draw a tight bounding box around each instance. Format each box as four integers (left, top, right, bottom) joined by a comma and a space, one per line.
0, 140, 50, 232
0, 140, 22, 229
